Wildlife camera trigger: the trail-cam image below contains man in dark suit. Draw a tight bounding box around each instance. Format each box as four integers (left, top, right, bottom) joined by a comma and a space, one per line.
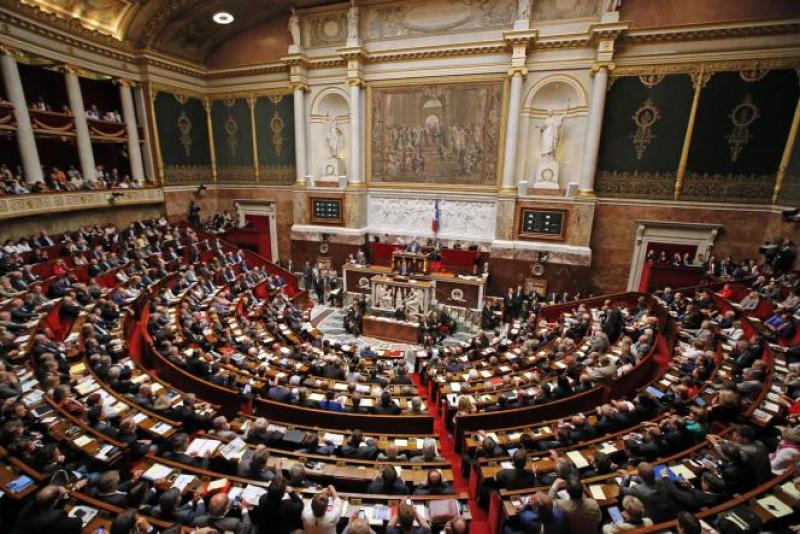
339, 431, 379, 460
11, 485, 82, 534
667, 472, 727, 511
367, 465, 409, 495
165, 433, 210, 469
372, 391, 401, 415
620, 462, 682, 523
602, 303, 624, 343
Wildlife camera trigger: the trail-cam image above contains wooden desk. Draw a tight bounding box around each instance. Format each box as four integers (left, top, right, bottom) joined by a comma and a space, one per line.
362, 316, 419, 344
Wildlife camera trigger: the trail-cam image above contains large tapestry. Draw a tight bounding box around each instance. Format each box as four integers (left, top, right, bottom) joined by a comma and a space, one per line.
368, 79, 504, 186
153, 91, 212, 186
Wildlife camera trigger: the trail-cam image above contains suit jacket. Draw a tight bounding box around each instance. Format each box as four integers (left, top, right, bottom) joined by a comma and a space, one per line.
553, 497, 602, 534
621, 478, 681, 524
11, 505, 82, 534
495, 468, 538, 490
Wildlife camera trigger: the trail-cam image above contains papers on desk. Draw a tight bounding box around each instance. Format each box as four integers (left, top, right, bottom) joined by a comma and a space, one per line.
589, 484, 606, 500
323, 432, 344, 446
95, 444, 116, 461
172, 474, 197, 492
450, 382, 461, 393
781, 481, 800, 499
68, 505, 98, 526
150, 422, 173, 436
565, 451, 589, 469
73, 435, 93, 448
142, 463, 173, 482
220, 438, 247, 461
360, 398, 374, 407
133, 412, 148, 424
394, 438, 408, 447
598, 443, 619, 455
669, 464, 696, 480
372, 504, 391, 523
185, 437, 221, 458
241, 484, 268, 506
500, 461, 514, 469
308, 393, 324, 402
758, 495, 793, 517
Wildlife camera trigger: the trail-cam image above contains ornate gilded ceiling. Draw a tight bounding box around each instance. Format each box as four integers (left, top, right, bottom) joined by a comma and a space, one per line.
6, 0, 339, 64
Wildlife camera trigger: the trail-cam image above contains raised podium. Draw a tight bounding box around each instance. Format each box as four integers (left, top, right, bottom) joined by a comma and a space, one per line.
392, 251, 430, 275
370, 274, 435, 320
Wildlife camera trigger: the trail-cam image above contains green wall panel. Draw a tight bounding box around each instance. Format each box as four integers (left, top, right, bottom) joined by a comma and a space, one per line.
154, 91, 212, 185
595, 74, 692, 199
211, 98, 255, 183
255, 94, 295, 184
683, 69, 799, 203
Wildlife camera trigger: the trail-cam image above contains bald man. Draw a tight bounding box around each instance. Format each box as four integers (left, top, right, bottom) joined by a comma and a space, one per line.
11, 485, 81, 533
192, 492, 251, 533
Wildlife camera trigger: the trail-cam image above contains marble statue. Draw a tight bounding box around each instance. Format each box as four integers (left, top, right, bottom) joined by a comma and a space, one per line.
404, 289, 422, 317
347, 0, 360, 43
538, 108, 567, 160
326, 114, 343, 159
516, 0, 531, 20
289, 8, 301, 47
378, 284, 394, 310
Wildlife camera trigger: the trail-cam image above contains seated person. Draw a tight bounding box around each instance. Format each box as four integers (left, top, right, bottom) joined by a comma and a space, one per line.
367, 465, 409, 495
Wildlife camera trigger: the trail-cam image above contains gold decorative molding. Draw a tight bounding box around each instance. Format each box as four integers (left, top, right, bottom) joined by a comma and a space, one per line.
203, 98, 217, 183
621, 19, 800, 45
675, 68, 711, 200
0, 187, 164, 221
773, 95, 800, 204
507, 66, 528, 78
612, 58, 800, 77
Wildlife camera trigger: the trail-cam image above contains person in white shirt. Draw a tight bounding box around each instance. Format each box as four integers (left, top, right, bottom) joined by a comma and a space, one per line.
301, 485, 342, 534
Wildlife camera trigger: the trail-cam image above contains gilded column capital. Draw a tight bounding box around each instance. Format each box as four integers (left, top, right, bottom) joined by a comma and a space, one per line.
246, 95, 257, 108
507, 66, 528, 78
689, 69, 713, 91
0, 43, 20, 57
202, 98, 212, 112
591, 62, 615, 75
347, 78, 366, 88
117, 79, 136, 88
289, 81, 309, 93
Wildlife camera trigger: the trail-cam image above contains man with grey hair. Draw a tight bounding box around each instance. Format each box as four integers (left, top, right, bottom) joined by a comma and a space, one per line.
377, 442, 408, 462
410, 438, 443, 462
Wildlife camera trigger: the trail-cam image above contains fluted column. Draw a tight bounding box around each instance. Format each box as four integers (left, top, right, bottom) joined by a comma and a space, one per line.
578, 64, 609, 195
348, 81, 363, 184
292, 83, 308, 184
0, 49, 43, 182
119, 81, 145, 183
501, 68, 526, 192
64, 68, 96, 181
133, 86, 156, 182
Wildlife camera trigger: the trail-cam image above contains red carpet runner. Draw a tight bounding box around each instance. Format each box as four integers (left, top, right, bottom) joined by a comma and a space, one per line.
413, 374, 491, 534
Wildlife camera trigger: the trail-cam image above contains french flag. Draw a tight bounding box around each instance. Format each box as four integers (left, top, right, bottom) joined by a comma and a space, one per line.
432, 199, 441, 234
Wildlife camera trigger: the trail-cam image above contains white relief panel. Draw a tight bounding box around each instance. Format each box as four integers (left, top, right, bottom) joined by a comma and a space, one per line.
367, 196, 496, 241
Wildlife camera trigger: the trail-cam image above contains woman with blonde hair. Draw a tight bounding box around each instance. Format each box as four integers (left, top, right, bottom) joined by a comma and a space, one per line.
602, 495, 653, 533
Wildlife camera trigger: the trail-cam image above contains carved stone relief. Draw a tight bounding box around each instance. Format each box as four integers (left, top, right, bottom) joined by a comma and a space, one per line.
367, 196, 496, 241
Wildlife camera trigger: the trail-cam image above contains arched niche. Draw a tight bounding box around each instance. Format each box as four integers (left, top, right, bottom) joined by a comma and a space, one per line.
309, 88, 351, 179
516, 74, 590, 188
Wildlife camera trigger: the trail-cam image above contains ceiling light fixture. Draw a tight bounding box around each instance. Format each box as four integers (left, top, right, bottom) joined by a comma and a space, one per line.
212, 11, 234, 24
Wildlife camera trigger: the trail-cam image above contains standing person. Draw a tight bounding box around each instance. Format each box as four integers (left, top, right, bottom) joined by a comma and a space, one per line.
188, 200, 201, 227
314, 271, 325, 305
302, 486, 343, 534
